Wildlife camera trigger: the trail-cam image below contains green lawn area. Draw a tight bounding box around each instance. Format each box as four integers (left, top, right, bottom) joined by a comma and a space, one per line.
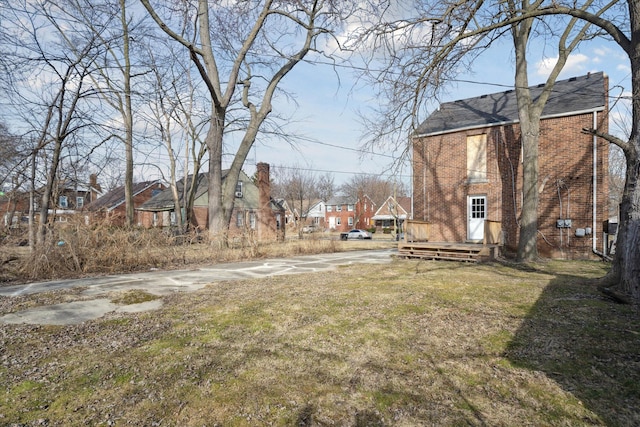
1, 258, 638, 426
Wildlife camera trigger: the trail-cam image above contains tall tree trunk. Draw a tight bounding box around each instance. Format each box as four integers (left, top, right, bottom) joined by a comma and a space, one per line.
37, 138, 63, 246
512, 16, 540, 262
602, 0, 640, 301
121, 0, 134, 227
206, 106, 226, 242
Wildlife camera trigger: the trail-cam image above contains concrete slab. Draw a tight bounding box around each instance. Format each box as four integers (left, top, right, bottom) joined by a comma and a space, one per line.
0, 249, 396, 326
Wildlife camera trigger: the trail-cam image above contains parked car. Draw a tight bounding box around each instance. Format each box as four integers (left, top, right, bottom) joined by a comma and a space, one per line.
340, 229, 372, 240
302, 224, 319, 233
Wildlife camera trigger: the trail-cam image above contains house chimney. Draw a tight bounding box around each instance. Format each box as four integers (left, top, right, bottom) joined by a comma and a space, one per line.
89, 174, 101, 202
257, 162, 273, 238
257, 162, 270, 209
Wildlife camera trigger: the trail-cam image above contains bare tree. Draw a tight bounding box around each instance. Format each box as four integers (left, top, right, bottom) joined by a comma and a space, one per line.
340, 174, 406, 208
139, 0, 366, 243
59, 0, 149, 227
141, 43, 210, 233
2, 0, 108, 246
272, 165, 328, 228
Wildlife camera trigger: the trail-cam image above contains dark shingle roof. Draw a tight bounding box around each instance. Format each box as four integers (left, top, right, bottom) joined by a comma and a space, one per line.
137, 173, 212, 211
415, 72, 606, 136
85, 180, 162, 211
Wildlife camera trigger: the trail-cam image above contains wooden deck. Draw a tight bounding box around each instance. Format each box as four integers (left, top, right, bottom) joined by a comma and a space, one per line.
397, 242, 499, 262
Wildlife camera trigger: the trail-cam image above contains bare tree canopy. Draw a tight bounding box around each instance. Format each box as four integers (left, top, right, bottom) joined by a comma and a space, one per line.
139, 0, 372, 242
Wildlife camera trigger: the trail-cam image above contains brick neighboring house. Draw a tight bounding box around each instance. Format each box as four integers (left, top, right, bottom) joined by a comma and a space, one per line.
2, 174, 103, 228
372, 196, 412, 231
84, 180, 165, 226
412, 72, 609, 258
0, 190, 30, 230
325, 194, 375, 232
137, 163, 285, 240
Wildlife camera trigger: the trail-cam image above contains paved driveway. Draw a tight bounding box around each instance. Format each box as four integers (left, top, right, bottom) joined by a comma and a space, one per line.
0, 249, 396, 325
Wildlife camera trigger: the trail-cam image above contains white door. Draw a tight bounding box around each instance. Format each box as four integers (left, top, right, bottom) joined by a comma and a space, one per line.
328, 216, 336, 229
468, 195, 486, 241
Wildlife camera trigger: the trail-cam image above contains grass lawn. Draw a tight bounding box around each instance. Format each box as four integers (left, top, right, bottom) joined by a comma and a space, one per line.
1, 258, 638, 426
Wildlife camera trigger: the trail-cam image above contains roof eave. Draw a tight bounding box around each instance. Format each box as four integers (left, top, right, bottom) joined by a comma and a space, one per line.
412, 106, 605, 138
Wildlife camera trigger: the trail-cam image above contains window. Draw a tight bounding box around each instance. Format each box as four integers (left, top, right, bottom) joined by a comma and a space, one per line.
236, 181, 243, 194
467, 134, 487, 182
336, 217, 341, 225
336, 205, 342, 212
76, 197, 84, 208
348, 217, 354, 226
151, 189, 162, 197
347, 204, 354, 212
59, 196, 68, 208
249, 213, 256, 229
327, 205, 333, 212
170, 211, 176, 225
237, 212, 244, 227
152, 212, 158, 226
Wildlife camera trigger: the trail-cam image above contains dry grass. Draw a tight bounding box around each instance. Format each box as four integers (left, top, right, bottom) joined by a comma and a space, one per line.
0, 221, 395, 284
1, 258, 638, 426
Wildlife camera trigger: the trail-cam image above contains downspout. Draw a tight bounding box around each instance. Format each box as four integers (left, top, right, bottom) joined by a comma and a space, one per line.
591, 110, 611, 260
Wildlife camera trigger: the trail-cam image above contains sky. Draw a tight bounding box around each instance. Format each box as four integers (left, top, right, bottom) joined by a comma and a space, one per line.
235, 31, 632, 192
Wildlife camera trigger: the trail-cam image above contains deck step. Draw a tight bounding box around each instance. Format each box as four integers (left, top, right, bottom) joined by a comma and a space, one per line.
398, 242, 497, 262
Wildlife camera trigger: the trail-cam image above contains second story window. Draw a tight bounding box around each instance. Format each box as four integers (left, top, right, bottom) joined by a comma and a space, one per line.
467, 134, 487, 182
76, 197, 84, 208
336, 205, 342, 212
327, 205, 333, 212
347, 204, 354, 211
59, 196, 68, 208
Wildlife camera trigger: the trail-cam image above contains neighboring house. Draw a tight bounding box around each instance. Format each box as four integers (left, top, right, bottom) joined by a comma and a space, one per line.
412, 72, 609, 258
274, 198, 297, 229
1, 174, 103, 227
0, 190, 30, 230
325, 194, 375, 232
137, 163, 285, 241
305, 199, 327, 229
84, 180, 165, 226
372, 196, 412, 230
51, 174, 103, 222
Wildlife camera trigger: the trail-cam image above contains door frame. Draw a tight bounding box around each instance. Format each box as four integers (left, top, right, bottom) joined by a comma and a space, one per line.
467, 195, 487, 242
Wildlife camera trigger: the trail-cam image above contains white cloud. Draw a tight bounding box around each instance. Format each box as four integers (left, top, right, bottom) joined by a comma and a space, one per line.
534, 53, 589, 77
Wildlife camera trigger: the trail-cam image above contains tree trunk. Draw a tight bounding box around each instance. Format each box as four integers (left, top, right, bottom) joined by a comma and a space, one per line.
512, 16, 540, 262
206, 106, 226, 242
37, 138, 63, 246
121, 0, 135, 227
602, 1, 640, 301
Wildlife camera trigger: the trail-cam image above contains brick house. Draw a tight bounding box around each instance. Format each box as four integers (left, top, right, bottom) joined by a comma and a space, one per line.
84, 180, 165, 226
1, 174, 103, 228
412, 72, 609, 258
325, 194, 375, 232
0, 190, 30, 230
372, 196, 412, 231
137, 163, 285, 240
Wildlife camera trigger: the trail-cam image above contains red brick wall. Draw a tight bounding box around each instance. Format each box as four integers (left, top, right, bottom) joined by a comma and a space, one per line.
413, 111, 608, 259
326, 196, 375, 232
